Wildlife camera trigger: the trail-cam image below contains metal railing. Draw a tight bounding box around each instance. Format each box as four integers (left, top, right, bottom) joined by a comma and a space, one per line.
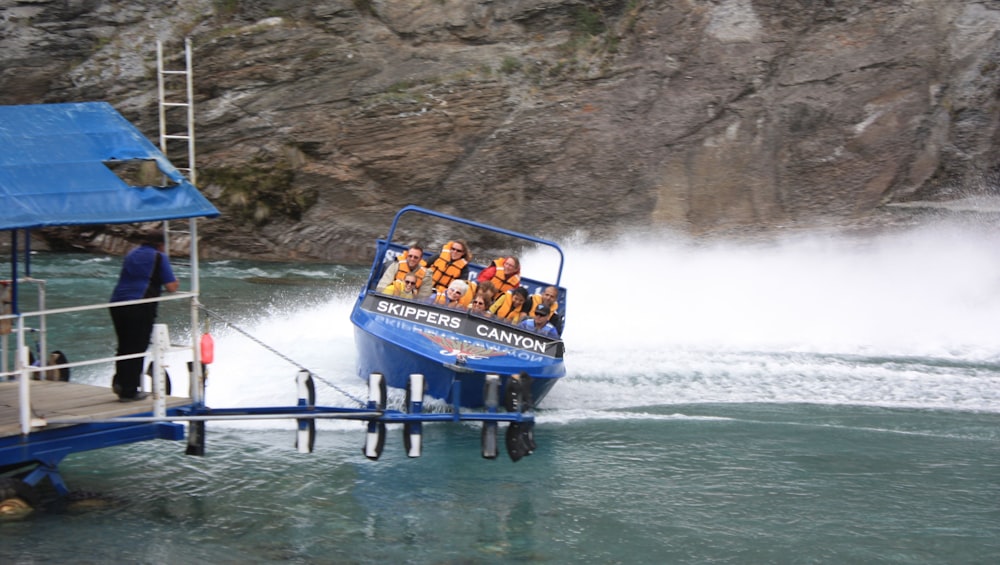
1, 280, 197, 435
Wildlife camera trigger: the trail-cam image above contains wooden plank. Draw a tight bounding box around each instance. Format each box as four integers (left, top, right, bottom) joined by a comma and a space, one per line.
0, 380, 191, 438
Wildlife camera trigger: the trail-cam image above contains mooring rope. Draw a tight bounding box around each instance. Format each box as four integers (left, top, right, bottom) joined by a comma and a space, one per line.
197, 304, 367, 408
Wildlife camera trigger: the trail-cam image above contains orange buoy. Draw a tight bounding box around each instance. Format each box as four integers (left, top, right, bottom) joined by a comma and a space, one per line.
199, 333, 214, 364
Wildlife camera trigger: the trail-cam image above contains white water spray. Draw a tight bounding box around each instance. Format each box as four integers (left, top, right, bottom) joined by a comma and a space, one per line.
550, 222, 1000, 413
565, 223, 1000, 357
203, 222, 1000, 422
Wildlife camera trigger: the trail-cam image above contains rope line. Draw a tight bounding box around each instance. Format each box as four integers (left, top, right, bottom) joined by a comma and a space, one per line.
197, 304, 366, 407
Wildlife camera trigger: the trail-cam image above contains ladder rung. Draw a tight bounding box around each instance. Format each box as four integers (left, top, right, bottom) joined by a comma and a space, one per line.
163, 134, 191, 140
162, 102, 189, 107
161, 70, 189, 75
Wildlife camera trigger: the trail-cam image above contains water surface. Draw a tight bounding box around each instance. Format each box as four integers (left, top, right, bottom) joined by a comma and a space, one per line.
2, 223, 998, 563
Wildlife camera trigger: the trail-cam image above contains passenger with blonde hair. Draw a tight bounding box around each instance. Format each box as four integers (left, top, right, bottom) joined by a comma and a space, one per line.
431, 279, 470, 309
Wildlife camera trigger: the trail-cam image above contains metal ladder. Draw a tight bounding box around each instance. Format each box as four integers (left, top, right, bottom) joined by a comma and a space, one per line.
154, 38, 198, 263
156, 38, 196, 186
154, 39, 207, 434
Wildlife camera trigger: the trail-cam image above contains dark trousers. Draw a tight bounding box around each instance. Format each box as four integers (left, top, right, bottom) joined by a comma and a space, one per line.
110, 302, 157, 397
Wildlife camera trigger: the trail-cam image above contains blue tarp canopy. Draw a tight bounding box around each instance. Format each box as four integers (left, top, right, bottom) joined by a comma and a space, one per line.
0, 102, 220, 230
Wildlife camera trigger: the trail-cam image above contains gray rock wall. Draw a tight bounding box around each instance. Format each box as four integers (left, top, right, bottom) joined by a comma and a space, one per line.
1, 0, 997, 262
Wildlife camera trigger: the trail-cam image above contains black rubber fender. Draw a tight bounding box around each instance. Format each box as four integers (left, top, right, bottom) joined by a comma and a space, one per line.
146, 362, 172, 395
503, 375, 523, 412
504, 372, 534, 413
505, 423, 530, 462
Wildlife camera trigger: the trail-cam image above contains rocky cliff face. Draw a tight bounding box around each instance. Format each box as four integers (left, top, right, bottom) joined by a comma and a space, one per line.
2, 0, 998, 262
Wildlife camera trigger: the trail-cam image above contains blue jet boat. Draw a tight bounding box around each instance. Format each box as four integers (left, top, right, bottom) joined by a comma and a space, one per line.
351, 206, 567, 408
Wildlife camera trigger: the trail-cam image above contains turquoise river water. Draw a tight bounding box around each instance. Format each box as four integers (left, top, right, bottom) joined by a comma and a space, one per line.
1, 221, 998, 564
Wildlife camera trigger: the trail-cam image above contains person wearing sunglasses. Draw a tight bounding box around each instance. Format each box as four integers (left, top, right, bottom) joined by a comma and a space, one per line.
518, 302, 559, 338
381, 274, 420, 300
376, 244, 429, 298
528, 285, 563, 335
468, 291, 492, 317
431, 279, 471, 309
428, 239, 472, 294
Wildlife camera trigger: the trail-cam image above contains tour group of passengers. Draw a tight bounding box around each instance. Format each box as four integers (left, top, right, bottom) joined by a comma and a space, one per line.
375, 241, 562, 339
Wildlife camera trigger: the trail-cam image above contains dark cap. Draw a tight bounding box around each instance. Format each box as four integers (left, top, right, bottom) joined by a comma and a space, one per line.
135, 227, 164, 245
534, 303, 550, 317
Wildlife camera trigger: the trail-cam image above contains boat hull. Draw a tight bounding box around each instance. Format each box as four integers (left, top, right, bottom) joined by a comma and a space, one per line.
352, 295, 563, 408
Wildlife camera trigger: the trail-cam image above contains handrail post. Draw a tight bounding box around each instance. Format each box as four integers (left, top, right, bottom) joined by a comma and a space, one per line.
151, 323, 169, 418
17, 315, 30, 435
189, 216, 204, 408
37, 279, 47, 374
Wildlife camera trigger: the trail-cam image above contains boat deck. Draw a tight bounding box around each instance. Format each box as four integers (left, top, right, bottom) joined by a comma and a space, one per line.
0, 380, 191, 437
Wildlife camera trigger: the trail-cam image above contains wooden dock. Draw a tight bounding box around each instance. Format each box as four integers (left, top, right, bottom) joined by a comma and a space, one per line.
0, 380, 191, 437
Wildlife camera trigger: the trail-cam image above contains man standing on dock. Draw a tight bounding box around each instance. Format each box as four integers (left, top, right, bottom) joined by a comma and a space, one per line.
109, 229, 178, 401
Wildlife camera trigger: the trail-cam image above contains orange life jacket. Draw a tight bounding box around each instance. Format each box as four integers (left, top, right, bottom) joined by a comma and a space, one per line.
485, 258, 521, 294
382, 279, 417, 299
528, 294, 559, 323
430, 243, 468, 293
432, 287, 471, 308
393, 254, 427, 289
465, 281, 479, 304
491, 291, 529, 324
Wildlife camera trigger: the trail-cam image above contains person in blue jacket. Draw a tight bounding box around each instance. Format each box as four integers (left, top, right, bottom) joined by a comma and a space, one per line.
518, 302, 559, 338
109, 229, 178, 401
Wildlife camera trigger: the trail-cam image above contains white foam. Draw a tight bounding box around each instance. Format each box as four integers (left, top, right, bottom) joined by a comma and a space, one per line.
203, 222, 1000, 426
203, 297, 367, 429
560, 225, 1000, 357
547, 223, 1000, 413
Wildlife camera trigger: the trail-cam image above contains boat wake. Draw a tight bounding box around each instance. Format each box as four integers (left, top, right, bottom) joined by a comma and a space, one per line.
201, 221, 1000, 427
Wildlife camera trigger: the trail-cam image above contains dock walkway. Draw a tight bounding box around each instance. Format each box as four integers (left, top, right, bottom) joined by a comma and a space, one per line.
0, 381, 190, 437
